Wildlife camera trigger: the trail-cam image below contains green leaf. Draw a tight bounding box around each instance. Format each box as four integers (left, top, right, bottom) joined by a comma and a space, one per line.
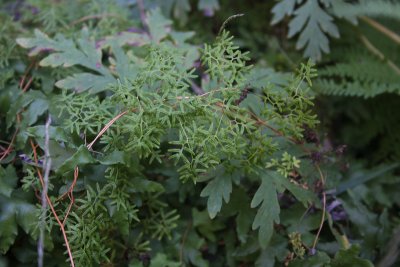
239, 94, 265, 116
26, 98, 49, 126
336, 163, 399, 195
251, 172, 280, 248
14, 201, 37, 237
57, 145, 96, 174
0, 202, 18, 254
147, 8, 172, 43
17, 29, 115, 94
227, 188, 254, 243
271, 171, 315, 206
289, 251, 331, 267
331, 245, 374, 267
55, 73, 115, 94
130, 177, 164, 193
0, 194, 37, 254
0, 165, 18, 197
98, 150, 125, 165
200, 172, 232, 219
26, 125, 68, 143
192, 208, 225, 242
6, 90, 47, 129
150, 253, 180, 267
256, 234, 289, 267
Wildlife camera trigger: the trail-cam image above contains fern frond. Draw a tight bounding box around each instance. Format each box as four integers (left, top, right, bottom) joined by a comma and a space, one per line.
316, 50, 400, 97
316, 79, 400, 98
333, 0, 400, 20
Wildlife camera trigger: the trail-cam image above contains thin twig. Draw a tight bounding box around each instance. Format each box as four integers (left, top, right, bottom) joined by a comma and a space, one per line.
360, 16, 400, 45
57, 166, 78, 203
87, 110, 129, 150
218, 14, 244, 36
38, 115, 52, 267
63, 192, 75, 226
0, 130, 18, 161
19, 60, 36, 90
22, 76, 33, 92
312, 165, 326, 250
360, 35, 400, 75
30, 140, 75, 267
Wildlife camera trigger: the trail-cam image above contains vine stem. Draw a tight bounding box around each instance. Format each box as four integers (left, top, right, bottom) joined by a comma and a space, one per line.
360, 35, 400, 75
0, 130, 17, 161
87, 110, 129, 150
30, 140, 75, 267
34, 110, 129, 266
59, 110, 129, 202
360, 16, 400, 45
38, 115, 52, 267
312, 164, 326, 250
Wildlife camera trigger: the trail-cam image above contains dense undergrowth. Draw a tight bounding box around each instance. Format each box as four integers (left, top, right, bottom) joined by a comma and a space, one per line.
0, 0, 399, 267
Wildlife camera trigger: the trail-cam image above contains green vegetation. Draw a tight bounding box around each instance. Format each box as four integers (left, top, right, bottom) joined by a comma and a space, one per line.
0, 0, 399, 266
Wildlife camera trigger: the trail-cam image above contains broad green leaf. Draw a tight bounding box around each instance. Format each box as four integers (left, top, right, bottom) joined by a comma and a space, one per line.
331, 245, 374, 267
55, 73, 115, 94
0, 203, 17, 254
224, 188, 254, 243
57, 145, 96, 174
288, 251, 331, 267
6, 90, 47, 129
0, 165, 17, 197
271, 171, 315, 206
149, 253, 180, 267
43, 140, 76, 171
130, 177, 164, 193
336, 163, 399, 195
26, 98, 49, 126
239, 94, 265, 116
17, 29, 115, 94
97, 31, 150, 49
340, 191, 380, 258
256, 234, 289, 267
147, 8, 172, 43
233, 189, 253, 243
180, 227, 208, 267
192, 208, 224, 242
200, 173, 232, 219
251, 173, 280, 248
14, 200, 37, 236
26, 125, 68, 143
98, 150, 125, 165
0, 194, 37, 254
